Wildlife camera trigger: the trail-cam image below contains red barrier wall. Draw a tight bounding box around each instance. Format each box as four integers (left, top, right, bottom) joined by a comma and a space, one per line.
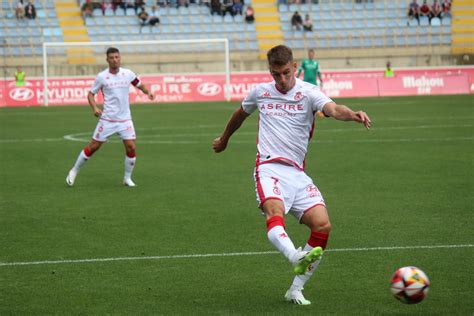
1, 67, 472, 107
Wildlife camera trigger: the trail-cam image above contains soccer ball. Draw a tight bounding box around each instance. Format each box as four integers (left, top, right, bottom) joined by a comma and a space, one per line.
390, 266, 430, 304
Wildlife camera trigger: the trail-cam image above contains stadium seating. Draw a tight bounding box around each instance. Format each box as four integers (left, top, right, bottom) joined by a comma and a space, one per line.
279, 0, 452, 50
0, 0, 456, 64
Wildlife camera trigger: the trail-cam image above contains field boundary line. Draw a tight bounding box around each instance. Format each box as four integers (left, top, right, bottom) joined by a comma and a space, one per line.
1, 244, 472, 267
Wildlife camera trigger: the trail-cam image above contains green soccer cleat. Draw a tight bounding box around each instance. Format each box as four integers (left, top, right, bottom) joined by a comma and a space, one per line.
293, 246, 323, 275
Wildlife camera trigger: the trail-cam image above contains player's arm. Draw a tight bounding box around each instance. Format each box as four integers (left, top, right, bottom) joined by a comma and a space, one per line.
322, 101, 371, 129
213, 106, 250, 153
317, 71, 323, 87
87, 91, 102, 117
135, 81, 154, 100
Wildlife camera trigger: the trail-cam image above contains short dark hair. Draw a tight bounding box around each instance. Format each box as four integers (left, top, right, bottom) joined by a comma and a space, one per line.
106, 47, 120, 56
267, 45, 293, 67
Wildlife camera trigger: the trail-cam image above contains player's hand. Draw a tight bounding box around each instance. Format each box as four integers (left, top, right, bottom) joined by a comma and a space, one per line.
93, 107, 102, 117
354, 111, 371, 130
212, 136, 228, 153
147, 92, 154, 100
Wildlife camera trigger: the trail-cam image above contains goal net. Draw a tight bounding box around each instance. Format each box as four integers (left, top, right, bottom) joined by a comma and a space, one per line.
42, 38, 230, 106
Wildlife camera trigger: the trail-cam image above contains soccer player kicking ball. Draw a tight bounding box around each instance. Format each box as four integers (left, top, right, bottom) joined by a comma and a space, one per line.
213, 45, 371, 305
66, 47, 154, 187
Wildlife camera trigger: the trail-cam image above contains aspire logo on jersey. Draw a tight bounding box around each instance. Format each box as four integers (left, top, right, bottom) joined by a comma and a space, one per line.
259, 103, 304, 111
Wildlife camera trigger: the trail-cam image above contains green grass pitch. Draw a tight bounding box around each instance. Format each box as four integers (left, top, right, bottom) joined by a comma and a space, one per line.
0, 94, 473, 314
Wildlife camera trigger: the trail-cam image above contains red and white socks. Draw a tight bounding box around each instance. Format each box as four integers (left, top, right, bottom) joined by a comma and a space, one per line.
71, 146, 92, 172
290, 231, 329, 291
266, 216, 298, 261
124, 152, 136, 181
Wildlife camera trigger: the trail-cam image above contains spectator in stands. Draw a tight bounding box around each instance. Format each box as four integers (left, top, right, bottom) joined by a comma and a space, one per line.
245, 5, 254, 23
442, 0, 451, 18
210, 0, 222, 15
122, 0, 134, 14
291, 11, 303, 31
384, 62, 394, 77
148, 5, 160, 26
24, 0, 36, 19
221, 0, 234, 16
408, 0, 420, 25
81, 0, 93, 18
14, 66, 26, 87
232, 0, 243, 15
102, 0, 112, 15
15, 0, 25, 20
135, 0, 145, 13
431, 0, 442, 21
111, 0, 123, 14
177, 0, 189, 7
303, 14, 313, 31
138, 7, 149, 25
419, 0, 430, 21
155, 0, 168, 6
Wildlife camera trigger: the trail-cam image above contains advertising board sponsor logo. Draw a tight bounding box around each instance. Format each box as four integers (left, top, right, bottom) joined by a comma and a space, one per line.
9, 87, 35, 101
402, 76, 444, 94
197, 82, 221, 96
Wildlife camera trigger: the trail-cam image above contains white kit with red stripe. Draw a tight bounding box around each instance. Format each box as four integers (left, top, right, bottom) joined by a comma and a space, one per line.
90, 67, 141, 122
241, 78, 332, 170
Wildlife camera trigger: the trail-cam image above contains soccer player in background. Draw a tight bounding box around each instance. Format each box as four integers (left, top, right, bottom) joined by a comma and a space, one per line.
66, 47, 154, 187
14, 66, 26, 87
297, 49, 323, 87
213, 45, 371, 305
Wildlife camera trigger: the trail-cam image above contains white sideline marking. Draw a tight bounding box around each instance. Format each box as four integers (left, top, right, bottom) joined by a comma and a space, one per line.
0, 244, 472, 267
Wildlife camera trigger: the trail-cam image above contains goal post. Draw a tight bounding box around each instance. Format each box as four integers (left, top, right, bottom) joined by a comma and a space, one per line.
42, 38, 231, 106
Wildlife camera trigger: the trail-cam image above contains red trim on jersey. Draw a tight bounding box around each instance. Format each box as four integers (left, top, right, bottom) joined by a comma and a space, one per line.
255, 163, 266, 204
131, 77, 140, 87
258, 158, 304, 171
83, 146, 92, 157
307, 231, 329, 250
266, 215, 285, 232
99, 118, 132, 123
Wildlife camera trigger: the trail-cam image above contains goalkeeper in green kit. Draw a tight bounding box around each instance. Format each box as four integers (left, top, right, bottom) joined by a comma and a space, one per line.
297, 49, 323, 87
297, 49, 325, 117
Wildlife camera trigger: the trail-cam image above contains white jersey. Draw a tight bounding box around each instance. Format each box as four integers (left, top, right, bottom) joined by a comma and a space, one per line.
90, 67, 141, 122
242, 78, 332, 170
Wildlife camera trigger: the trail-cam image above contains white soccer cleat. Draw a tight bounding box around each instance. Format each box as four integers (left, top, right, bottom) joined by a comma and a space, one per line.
123, 178, 137, 187
66, 169, 77, 186
285, 289, 311, 305
290, 247, 308, 266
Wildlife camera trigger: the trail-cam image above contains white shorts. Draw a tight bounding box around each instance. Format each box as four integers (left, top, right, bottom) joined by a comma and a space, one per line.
92, 119, 136, 142
254, 163, 326, 221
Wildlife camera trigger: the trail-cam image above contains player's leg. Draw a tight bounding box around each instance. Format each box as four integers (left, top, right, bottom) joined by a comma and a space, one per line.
257, 164, 305, 265
66, 139, 103, 186
117, 120, 137, 187
122, 139, 137, 187
263, 199, 302, 263
286, 205, 330, 305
